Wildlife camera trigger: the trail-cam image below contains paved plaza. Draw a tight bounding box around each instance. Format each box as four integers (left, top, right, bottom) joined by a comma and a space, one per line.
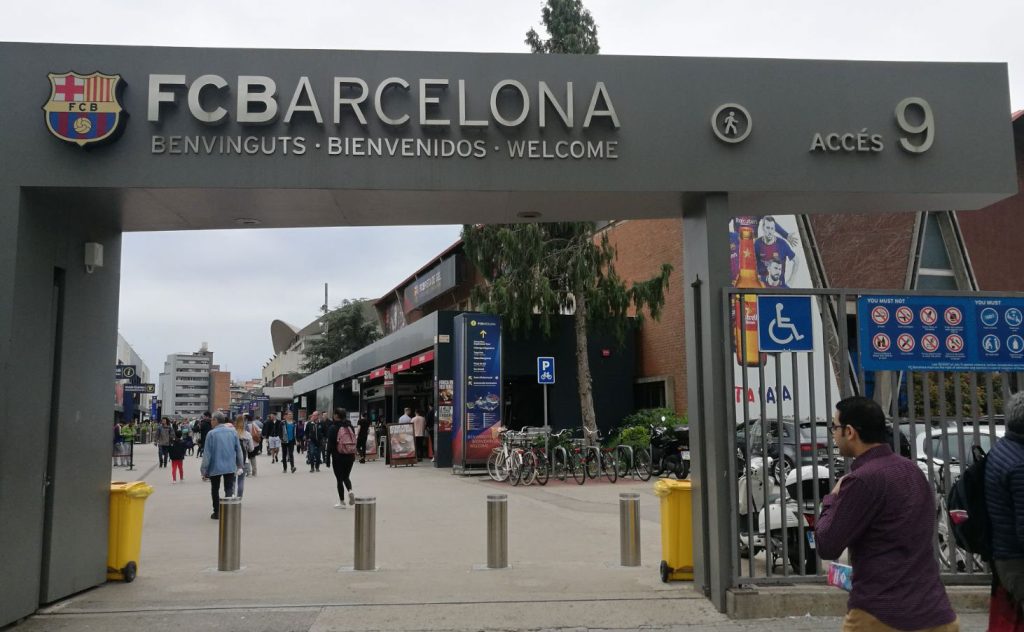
11, 444, 989, 631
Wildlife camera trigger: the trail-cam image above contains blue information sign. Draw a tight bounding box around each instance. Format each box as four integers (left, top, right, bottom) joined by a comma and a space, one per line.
452, 314, 503, 466
858, 295, 1024, 371
756, 295, 814, 352
537, 357, 555, 384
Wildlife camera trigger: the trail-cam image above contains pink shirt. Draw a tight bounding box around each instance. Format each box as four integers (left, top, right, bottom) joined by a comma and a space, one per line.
412, 415, 426, 436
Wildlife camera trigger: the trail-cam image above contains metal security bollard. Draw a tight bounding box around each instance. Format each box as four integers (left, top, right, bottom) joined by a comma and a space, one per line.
487, 494, 508, 569
218, 497, 242, 571
619, 492, 641, 567
354, 497, 376, 571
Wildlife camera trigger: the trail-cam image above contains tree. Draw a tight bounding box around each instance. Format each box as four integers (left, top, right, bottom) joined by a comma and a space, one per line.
525, 0, 600, 54
300, 299, 381, 374
462, 222, 671, 439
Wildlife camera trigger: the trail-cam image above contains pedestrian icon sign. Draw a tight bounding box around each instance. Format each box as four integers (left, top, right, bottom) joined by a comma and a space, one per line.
757, 295, 814, 352
983, 335, 1001, 353
537, 357, 555, 384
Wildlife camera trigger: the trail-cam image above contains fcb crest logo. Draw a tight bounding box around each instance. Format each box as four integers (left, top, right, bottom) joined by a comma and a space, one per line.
42, 71, 126, 147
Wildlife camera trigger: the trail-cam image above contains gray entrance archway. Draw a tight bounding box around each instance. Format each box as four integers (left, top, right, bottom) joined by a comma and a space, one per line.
0, 42, 1016, 624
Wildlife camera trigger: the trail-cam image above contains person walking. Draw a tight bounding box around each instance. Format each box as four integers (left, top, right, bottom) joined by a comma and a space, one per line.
318, 411, 332, 469
425, 403, 435, 461
280, 411, 297, 473
264, 413, 280, 464
327, 408, 357, 509
986, 392, 1024, 629
200, 412, 244, 520
412, 408, 427, 461
233, 415, 254, 498
356, 415, 370, 464
245, 413, 261, 477
305, 411, 322, 472
168, 430, 187, 483
816, 396, 958, 632
155, 417, 173, 468
197, 411, 212, 458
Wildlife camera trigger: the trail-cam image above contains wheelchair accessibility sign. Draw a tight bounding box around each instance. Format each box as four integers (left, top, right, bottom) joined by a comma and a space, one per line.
757, 295, 814, 352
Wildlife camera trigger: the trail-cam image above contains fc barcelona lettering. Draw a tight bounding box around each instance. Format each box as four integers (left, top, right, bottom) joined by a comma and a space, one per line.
43, 71, 126, 147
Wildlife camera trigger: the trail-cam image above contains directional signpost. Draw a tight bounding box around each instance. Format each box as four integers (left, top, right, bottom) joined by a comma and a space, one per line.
123, 383, 155, 394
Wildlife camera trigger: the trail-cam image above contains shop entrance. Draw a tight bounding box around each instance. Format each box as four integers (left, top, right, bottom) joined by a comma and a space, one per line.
0, 42, 1015, 625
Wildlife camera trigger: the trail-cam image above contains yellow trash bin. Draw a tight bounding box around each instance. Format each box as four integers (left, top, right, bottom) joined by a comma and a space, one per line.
653, 478, 694, 582
107, 481, 153, 582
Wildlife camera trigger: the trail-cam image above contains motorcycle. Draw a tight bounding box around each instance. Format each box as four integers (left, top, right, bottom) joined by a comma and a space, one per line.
649, 424, 690, 479
737, 450, 830, 574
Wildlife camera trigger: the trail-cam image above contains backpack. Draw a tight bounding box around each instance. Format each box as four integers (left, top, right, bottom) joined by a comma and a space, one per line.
337, 426, 357, 455
946, 444, 992, 562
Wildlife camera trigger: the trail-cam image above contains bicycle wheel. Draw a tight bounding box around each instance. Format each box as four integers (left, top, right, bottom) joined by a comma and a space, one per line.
509, 451, 524, 486
634, 446, 653, 481
526, 451, 540, 485
553, 447, 568, 481
615, 445, 632, 479
602, 450, 618, 483
585, 448, 600, 479
571, 451, 587, 485
534, 450, 550, 486
487, 448, 507, 482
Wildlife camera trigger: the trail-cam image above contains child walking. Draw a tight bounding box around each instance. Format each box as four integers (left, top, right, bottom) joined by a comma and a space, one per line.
169, 432, 187, 483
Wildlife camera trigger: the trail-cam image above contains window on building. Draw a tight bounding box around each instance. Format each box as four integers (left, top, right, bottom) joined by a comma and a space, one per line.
634, 379, 667, 410
914, 212, 958, 290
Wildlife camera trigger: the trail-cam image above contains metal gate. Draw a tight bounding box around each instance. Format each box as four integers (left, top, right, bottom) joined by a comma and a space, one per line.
724, 288, 1021, 586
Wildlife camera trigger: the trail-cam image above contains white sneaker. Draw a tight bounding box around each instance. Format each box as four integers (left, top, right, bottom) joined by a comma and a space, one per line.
334, 502, 346, 509
348, 492, 355, 505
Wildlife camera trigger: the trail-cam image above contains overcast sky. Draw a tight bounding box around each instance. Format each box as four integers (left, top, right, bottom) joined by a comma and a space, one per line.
4, 1, 1022, 380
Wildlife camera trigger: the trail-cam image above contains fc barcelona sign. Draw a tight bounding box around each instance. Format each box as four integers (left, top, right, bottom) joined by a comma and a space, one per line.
42, 71, 125, 147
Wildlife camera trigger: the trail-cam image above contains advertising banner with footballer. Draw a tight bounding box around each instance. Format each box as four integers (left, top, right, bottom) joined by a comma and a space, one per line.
730, 215, 840, 422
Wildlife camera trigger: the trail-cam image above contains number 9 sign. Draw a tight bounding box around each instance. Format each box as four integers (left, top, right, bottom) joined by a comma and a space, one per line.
895, 97, 934, 154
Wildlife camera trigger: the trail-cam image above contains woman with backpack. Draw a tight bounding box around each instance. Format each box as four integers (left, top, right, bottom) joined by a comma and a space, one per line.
327, 408, 357, 509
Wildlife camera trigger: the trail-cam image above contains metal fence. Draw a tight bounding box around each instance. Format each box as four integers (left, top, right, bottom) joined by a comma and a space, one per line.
724, 288, 1021, 586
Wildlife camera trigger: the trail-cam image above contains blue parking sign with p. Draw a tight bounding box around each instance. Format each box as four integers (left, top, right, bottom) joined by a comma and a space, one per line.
757, 296, 814, 352
537, 357, 555, 384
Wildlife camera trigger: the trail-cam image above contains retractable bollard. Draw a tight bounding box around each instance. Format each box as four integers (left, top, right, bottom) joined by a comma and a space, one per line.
619, 493, 641, 567
218, 497, 242, 571
354, 497, 376, 571
487, 494, 508, 569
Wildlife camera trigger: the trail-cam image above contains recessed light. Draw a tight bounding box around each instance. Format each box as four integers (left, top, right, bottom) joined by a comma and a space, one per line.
235, 218, 261, 226
517, 211, 542, 219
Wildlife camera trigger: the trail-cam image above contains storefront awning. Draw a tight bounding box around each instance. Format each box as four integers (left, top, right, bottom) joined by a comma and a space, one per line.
368, 367, 387, 380
391, 349, 434, 374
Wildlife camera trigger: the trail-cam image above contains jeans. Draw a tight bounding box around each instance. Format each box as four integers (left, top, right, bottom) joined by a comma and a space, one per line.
209, 473, 236, 514
281, 442, 295, 470
158, 445, 170, 467
171, 459, 183, 481
307, 442, 321, 469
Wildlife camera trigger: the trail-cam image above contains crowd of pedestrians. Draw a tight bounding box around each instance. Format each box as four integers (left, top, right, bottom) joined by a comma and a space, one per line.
152, 408, 370, 519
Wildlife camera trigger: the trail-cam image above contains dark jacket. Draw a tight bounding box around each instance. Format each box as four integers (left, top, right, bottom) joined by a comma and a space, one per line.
326, 421, 355, 457
263, 418, 278, 440
168, 439, 187, 461
986, 431, 1024, 559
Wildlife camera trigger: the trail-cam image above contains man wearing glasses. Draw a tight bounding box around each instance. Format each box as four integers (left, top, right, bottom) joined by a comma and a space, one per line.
816, 396, 958, 632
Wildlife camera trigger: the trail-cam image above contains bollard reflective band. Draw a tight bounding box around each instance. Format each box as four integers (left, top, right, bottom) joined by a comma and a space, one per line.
487, 494, 508, 502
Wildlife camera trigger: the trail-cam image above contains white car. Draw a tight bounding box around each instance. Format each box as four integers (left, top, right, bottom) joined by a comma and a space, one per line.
915, 424, 1004, 488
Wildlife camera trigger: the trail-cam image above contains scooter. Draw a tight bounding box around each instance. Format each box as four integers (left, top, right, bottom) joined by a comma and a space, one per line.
650, 424, 690, 479
737, 452, 827, 574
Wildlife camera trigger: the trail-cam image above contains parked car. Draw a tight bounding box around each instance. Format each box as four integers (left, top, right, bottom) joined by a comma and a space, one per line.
735, 418, 835, 479
914, 423, 1005, 490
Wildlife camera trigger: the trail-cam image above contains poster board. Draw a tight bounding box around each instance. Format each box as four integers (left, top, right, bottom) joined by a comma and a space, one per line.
387, 422, 417, 467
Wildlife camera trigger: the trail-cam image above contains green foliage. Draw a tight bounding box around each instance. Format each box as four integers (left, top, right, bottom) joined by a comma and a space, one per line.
612, 424, 651, 450
620, 407, 687, 429
910, 372, 1005, 418
301, 299, 382, 374
461, 223, 673, 344
525, 0, 600, 55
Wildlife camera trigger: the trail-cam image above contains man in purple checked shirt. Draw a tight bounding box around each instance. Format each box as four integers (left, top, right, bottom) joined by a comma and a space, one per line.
816, 397, 958, 632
